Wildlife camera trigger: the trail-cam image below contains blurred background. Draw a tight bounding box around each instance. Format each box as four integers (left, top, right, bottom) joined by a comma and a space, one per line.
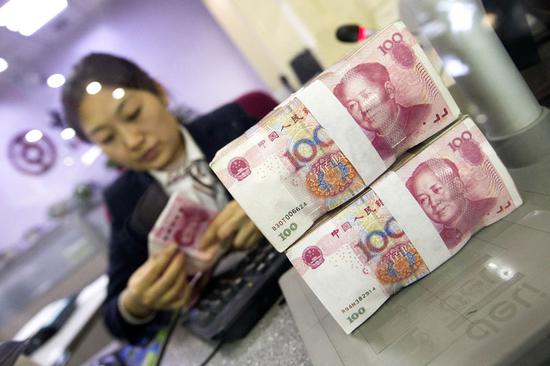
0, 0, 548, 365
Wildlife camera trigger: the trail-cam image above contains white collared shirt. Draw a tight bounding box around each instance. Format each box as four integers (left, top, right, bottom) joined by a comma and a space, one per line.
149, 127, 228, 211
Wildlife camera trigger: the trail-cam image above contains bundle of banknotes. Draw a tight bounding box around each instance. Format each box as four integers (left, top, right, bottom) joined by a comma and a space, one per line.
149, 193, 228, 275
210, 21, 522, 333
211, 21, 460, 251
286, 117, 522, 333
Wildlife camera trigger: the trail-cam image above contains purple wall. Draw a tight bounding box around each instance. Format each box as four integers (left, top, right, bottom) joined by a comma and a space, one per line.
41, 0, 267, 112
0, 0, 267, 250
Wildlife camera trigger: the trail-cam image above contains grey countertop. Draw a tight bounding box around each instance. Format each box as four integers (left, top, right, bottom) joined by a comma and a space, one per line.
161, 301, 313, 366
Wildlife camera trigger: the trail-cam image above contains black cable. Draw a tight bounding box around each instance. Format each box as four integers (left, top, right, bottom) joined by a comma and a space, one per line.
198, 341, 223, 366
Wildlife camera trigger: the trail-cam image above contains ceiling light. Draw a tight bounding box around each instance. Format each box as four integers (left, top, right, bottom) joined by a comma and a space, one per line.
0, 57, 7, 73
60, 127, 75, 140
47, 73, 65, 88
86, 81, 102, 95
25, 129, 43, 143
112, 88, 125, 100
0, 0, 68, 37
81, 146, 102, 166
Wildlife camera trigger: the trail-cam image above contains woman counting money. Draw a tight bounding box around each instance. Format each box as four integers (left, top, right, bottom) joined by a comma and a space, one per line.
61, 53, 272, 343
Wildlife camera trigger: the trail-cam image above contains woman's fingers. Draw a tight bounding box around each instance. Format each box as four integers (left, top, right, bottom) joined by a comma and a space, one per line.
157, 271, 187, 307
242, 229, 263, 250
140, 244, 178, 284
199, 224, 218, 251
166, 281, 193, 310
216, 209, 247, 240
200, 203, 236, 249
129, 244, 178, 294
146, 253, 185, 304
233, 220, 259, 249
166, 278, 190, 308
203, 201, 263, 249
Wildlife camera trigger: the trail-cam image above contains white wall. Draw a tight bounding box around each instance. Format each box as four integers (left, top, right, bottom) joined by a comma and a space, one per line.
0, 0, 267, 250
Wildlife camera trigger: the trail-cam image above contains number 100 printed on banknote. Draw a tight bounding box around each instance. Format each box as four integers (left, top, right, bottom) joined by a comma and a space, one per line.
211, 21, 459, 252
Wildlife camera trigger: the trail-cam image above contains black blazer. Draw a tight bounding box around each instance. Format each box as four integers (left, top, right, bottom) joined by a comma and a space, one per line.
102, 103, 257, 343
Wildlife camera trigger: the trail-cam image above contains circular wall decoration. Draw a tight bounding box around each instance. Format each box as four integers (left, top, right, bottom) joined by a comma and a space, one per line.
8, 130, 57, 175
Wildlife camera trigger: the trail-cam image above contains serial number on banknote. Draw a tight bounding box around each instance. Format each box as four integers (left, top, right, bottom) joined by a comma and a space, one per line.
341, 287, 377, 315
272, 202, 308, 241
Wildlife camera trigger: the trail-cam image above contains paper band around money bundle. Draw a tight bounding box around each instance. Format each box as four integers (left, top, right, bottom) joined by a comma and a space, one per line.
296, 80, 387, 185
372, 171, 450, 270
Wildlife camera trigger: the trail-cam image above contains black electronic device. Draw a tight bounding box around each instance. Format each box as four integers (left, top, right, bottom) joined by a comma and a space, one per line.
290, 49, 324, 85
182, 241, 290, 341
23, 294, 78, 355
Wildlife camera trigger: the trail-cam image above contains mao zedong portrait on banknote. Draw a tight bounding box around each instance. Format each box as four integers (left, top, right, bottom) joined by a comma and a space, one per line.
405, 158, 497, 249
333, 62, 432, 160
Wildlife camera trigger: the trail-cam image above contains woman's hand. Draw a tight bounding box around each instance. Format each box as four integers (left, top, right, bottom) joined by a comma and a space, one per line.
200, 200, 263, 251
121, 244, 191, 319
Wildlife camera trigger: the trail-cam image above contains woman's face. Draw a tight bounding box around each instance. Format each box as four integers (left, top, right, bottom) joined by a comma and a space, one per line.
79, 86, 184, 171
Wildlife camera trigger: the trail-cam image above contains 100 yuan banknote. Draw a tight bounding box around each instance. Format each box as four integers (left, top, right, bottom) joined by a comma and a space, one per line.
211, 21, 459, 252
372, 117, 523, 266
286, 189, 430, 334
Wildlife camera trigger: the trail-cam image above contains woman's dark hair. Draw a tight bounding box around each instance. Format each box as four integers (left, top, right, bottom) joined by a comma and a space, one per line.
61, 53, 161, 142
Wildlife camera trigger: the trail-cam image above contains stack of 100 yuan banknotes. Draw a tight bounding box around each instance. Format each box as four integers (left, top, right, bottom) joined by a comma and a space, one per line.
210, 21, 522, 334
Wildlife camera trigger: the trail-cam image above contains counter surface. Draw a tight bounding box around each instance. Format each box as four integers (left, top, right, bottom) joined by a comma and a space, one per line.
161, 300, 312, 366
